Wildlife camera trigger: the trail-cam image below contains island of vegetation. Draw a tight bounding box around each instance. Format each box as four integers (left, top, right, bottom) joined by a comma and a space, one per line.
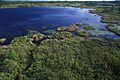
0, 1, 120, 80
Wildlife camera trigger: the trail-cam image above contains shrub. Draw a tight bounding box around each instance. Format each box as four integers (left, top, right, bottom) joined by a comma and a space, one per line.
57, 27, 68, 32
84, 26, 96, 30
32, 33, 44, 41
76, 30, 88, 37
56, 31, 72, 39
0, 38, 6, 44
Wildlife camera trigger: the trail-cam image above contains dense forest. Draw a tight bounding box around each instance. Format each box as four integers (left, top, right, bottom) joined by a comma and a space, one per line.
0, 1, 120, 80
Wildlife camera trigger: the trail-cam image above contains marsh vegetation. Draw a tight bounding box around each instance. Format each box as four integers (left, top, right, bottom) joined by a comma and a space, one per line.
0, 28, 120, 79
0, 1, 120, 80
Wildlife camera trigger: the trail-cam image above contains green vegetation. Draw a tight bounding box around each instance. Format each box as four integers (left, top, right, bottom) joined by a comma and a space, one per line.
67, 24, 80, 32
32, 33, 45, 41
90, 7, 120, 24
45, 30, 72, 39
0, 1, 120, 80
0, 30, 120, 79
57, 23, 81, 32
0, 38, 6, 44
84, 26, 96, 30
54, 31, 72, 39
107, 24, 120, 36
76, 30, 88, 37
57, 26, 68, 32
85, 2, 120, 36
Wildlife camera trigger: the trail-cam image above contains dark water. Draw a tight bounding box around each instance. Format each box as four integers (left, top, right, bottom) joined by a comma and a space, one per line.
0, 6, 119, 42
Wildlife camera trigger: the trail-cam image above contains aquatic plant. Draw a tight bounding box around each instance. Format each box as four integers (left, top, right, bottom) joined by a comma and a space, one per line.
107, 25, 120, 36
90, 5, 120, 25
88, 30, 115, 37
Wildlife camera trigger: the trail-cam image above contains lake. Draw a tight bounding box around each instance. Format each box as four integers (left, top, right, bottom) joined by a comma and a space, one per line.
0, 6, 119, 42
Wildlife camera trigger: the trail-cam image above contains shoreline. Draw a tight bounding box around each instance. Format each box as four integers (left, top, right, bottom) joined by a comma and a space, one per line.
0, 2, 120, 45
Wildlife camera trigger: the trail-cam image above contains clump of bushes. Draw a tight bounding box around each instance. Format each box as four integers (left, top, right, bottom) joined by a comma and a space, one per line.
84, 26, 96, 30
57, 23, 82, 32
0, 38, 6, 44
75, 23, 82, 26
27, 29, 40, 37
67, 24, 80, 32
76, 30, 89, 37
32, 33, 45, 41
107, 24, 120, 36
44, 31, 72, 39
56, 31, 72, 39
44, 30, 58, 35
57, 27, 68, 32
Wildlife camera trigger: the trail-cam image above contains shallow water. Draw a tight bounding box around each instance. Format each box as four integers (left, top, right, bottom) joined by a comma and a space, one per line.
0, 6, 119, 41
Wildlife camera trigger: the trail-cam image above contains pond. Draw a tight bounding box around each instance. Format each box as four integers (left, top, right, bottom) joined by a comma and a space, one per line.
0, 6, 119, 41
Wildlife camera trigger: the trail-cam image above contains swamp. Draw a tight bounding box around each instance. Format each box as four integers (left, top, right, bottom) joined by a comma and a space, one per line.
0, 1, 120, 80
